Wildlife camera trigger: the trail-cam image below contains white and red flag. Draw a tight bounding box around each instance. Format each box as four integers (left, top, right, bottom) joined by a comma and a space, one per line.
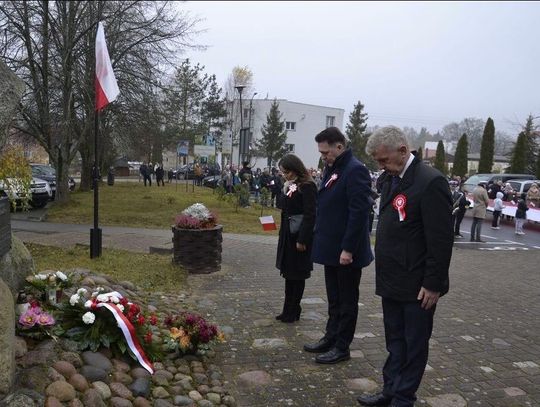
259, 215, 277, 231
95, 21, 120, 111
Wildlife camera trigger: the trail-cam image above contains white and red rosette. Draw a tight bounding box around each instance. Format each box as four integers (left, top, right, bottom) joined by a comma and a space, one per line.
87, 291, 154, 374
324, 173, 338, 188
392, 194, 407, 221
286, 183, 297, 197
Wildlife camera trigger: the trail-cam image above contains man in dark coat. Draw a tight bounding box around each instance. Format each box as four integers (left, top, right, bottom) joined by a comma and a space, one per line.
357, 126, 453, 407
304, 127, 374, 365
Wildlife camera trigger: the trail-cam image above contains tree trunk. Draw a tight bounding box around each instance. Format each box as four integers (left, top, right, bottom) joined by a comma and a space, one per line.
79, 150, 93, 191
54, 146, 71, 203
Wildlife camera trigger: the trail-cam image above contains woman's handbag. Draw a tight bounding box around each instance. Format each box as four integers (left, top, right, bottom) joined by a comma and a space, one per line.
288, 214, 304, 234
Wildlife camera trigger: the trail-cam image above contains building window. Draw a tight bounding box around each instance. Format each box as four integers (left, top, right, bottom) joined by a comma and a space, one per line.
286, 121, 296, 131
285, 144, 295, 152
243, 108, 250, 119
326, 116, 335, 128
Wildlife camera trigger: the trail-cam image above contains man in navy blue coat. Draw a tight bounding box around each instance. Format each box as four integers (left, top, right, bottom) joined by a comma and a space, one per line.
304, 127, 374, 364
357, 126, 452, 407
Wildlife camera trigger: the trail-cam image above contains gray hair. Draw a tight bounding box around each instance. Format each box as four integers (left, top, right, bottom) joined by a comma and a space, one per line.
365, 126, 409, 155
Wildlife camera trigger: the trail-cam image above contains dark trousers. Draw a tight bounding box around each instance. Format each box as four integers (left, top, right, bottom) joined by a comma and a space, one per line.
470, 217, 483, 241
492, 210, 501, 227
281, 279, 305, 319
453, 209, 465, 235
382, 298, 435, 407
324, 265, 362, 350
143, 175, 151, 186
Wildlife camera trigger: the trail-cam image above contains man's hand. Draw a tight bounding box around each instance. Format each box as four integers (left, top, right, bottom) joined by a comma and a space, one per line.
417, 287, 440, 310
339, 250, 353, 265
296, 242, 306, 252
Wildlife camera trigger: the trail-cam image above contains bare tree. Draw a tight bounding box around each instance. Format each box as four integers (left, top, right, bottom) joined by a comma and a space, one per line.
0, 1, 202, 197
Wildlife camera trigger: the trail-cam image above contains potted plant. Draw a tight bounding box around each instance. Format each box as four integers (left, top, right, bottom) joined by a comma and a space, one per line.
172, 203, 222, 274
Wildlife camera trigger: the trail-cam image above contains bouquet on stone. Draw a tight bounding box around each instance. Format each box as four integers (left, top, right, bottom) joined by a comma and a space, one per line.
163, 311, 225, 354
59, 287, 161, 371
174, 203, 218, 229
16, 299, 63, 340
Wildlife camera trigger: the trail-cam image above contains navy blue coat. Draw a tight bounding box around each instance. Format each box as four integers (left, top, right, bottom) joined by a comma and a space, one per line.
311, 148, 374, 269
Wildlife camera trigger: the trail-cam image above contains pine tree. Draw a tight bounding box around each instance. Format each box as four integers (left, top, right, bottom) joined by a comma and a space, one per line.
536, 154, 540, 179
434, 140, 447, 175
453, 133, 469, 177
346, 101, 375, 168
478, 118, 495, 173
522, 114, 539, 174
416, 146, 423, 161
509, 132, 527, 173
256, 100, 288, 167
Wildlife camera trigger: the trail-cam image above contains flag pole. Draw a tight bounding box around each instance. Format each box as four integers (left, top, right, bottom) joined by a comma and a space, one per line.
90, 100, 102, 258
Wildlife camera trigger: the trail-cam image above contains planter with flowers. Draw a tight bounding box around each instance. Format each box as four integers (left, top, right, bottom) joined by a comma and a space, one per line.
163, 312, 225, 355
172, 203, 222, 274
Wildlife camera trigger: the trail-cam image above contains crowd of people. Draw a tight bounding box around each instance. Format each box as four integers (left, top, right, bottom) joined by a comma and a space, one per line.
448, 176, 539, 238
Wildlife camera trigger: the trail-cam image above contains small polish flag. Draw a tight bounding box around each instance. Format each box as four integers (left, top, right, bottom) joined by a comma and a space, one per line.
259, 215, 277, 231
95, 21, 120, 111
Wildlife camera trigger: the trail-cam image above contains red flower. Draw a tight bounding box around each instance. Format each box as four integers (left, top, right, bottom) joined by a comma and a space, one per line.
150, 315, 158, 325
137, 315, 146, 325
30, 299, 40, 309
120, 297, 129, 306
144, 331, 152, 344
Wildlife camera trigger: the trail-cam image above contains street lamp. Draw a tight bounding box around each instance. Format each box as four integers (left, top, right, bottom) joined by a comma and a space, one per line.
234, 85, 245, 167
247, 92, 257, 162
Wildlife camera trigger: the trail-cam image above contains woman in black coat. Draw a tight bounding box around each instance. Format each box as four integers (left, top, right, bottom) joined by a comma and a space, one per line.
275, 154, 317, 323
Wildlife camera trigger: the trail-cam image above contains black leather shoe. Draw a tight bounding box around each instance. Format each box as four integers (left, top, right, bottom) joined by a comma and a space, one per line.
357, 392, 392, 406
303, 337, 334, 353
315, 347, 350, 364
275, 314, 283, 320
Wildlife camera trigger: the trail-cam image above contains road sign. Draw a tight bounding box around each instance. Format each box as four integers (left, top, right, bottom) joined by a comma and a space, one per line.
177, 141, 189, 156
194, 145, 215, 156
222, 132, 232, 154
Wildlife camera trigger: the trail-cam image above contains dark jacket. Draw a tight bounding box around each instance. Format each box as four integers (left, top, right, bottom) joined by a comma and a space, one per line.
311, 148, 374, 269
375, 157, 453, 301
515, 199, 529, 219
276, 181, 317, 279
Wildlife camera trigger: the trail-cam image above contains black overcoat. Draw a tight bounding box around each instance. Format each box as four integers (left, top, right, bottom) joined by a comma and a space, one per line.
275, 181, 317, 280
375, 157, 453, 301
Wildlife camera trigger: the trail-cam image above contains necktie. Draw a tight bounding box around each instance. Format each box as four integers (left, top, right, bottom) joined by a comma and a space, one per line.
390, 175, 400, 193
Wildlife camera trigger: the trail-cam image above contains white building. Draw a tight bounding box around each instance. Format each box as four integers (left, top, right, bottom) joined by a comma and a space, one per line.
424, 140, 457, 158
231, 99, 344, 170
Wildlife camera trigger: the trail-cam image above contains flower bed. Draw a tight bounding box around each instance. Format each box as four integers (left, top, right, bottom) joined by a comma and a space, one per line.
15, 268, 224, 374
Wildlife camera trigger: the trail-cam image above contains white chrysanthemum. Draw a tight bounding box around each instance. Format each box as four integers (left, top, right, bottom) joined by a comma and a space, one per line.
110, 295, 119, 304
55, 271, 68, 281
182, 203, 211, 221
84, 300, 93, 308
96, 294, 109, 303
77, 288, 87, 295
117, 304, 124, 312
69, 294, 80, 306
96, 286, 104, 292
36, 274, 48, 280
82, 312, 95, 325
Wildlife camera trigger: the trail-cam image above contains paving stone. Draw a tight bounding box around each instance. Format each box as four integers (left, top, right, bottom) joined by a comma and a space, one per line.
425, 393, 467, 407
345, 378, 378, 392
504, 387, 526, 396
300, 297, 325, 304
252, 338, 287, 349
237, 371, 272, 386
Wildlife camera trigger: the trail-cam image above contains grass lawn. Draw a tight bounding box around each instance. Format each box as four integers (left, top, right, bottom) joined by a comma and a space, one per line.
47, 182, 281, 235
26, 243, 188, 292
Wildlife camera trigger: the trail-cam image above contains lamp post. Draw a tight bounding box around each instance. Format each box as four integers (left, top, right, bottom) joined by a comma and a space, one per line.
248, 92, 258, 153
234, 85, 245, 167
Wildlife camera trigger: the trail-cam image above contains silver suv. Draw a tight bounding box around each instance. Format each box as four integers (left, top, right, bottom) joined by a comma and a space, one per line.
0, 177, 52, 209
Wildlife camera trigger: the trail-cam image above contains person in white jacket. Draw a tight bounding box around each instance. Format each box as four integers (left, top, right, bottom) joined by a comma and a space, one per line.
491, 191, 505, 229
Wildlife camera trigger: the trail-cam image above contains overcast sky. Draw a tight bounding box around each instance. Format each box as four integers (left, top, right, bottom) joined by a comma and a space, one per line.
178, 1, 540, 136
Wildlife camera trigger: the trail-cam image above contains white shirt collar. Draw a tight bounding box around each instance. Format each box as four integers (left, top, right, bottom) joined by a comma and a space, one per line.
398, 153, 414, 179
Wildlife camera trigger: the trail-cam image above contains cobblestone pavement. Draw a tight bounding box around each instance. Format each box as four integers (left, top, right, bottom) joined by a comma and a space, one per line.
12, 223, 540, 406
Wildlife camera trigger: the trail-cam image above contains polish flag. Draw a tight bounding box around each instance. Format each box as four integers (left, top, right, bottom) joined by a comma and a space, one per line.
95, 21, 120, 111
259, 215, 277, 231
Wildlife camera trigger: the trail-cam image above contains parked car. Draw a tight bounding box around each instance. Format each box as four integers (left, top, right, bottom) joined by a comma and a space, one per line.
462, 173, 535, 193
30, 163, 76, 198
506, 179, 540, 196
0, 177, 52, 209
202, 175, 222, 189
174, 164, 195, 180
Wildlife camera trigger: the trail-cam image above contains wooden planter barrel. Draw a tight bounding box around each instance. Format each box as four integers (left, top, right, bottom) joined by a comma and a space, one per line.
172, 225, 223, 274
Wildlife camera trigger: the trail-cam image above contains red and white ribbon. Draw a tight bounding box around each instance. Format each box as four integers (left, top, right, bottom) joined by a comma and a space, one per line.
324, 173, 338, 188
392, 194, 407, 222
286, 183, 297, 197
88, 292, 154, 374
